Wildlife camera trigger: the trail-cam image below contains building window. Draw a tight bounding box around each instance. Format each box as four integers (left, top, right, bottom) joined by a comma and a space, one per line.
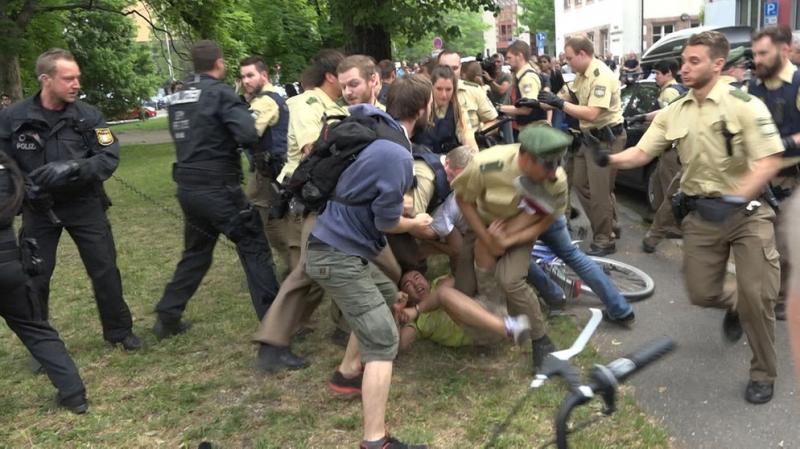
575, 0, 582, 6
736, 0, 761, 28
652, 23, 674, 44
564, 0, 570, 9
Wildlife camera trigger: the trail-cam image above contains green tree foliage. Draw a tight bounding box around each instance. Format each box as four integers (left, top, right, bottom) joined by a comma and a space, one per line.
63, 4, 161, 118
394, 9, 489, 63
249, 0, 325, 84
518, 0, 555, 55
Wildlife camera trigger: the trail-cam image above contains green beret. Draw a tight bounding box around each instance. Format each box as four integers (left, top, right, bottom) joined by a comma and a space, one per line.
724, 46, 747, 70
518, 125, 573, 162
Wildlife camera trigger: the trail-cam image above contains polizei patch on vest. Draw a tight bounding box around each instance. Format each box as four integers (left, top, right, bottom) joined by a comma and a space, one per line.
593, 86, 606, 98
95, 128, 114, 146
15, 133, 40, 151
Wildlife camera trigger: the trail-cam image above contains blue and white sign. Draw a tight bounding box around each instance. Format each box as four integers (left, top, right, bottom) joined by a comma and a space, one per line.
764, 1, 779, 26
536, 32, 547, 55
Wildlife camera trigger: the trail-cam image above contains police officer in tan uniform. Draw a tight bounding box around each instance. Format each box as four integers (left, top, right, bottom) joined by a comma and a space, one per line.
239, 56, 292, 274
496, 40, 548, 136
438, 50, 499, 134
639, 60, 686, 253
538, 36, 624, 255
749, 26, 800, 322
452, 130, 561, 372
720, 46, 749, 89
252, 49, 348, 372
600, 31, 783, 404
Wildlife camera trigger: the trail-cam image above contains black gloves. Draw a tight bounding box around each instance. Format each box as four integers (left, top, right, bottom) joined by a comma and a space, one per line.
514, 98, 540, 109
626, 114, 647, 126
28, 160, 81, 189
583, 133, 610, 167
782, 136, 800, 157
537, 91, 565, 110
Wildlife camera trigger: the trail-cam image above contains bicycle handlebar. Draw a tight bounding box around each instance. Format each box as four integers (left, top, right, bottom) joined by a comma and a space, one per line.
607, 336, 675, 384
553, 337, 676, 449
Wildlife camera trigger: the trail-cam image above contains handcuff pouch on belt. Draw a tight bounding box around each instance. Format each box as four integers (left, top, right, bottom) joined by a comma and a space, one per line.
20, 237, 43, 276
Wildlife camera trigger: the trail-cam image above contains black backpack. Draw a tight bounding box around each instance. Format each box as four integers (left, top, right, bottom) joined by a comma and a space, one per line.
286, 110, 409, 213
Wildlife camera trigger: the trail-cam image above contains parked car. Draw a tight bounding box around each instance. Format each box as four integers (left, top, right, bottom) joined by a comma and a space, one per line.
640, 25, 752, 74
614, 79, 662, 210
115, 105, 157, 121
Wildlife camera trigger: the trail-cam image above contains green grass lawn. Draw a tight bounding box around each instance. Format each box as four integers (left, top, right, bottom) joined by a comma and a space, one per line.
0, 143, 672, 449
110, 115, 169, 133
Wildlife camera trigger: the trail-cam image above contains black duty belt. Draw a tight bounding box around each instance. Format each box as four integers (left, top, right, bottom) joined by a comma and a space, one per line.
173, 169, 241, 187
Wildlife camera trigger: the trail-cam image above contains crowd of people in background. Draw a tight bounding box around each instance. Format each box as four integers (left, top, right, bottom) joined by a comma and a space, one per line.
4, 23, 800, 449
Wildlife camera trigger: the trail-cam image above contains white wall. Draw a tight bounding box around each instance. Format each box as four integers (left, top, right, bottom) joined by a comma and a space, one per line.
703, 0, 737, 26
482, 10, 497, 57
555, 0, 625, 55
644, 0, 704, 19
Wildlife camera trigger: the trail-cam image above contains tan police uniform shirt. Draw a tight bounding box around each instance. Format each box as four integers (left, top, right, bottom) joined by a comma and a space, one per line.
412, 159, 438, 217
278, 87, 348, 182
637, 78, 784, 197
458, 80, 499, 131
657, 80, 683, 108
515, 63, 542, 102
246, 85, 282, 206
752, 62, 800, 169
451, 144, 523, 225
572, 58, 623, 130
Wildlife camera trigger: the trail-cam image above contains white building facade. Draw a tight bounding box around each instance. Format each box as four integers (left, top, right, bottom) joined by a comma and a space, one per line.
555, 0, 703, 58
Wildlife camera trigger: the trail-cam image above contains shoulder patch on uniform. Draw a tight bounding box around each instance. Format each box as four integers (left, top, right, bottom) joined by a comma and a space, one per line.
668, 92, 688, 105
756, 117, 779, 137
729, 89, 751, 102
306, 96, 319, 106
480, 161, 504, 172
95, 128, 114, 146
593, 85, 607, 98
593, 68, 600, 77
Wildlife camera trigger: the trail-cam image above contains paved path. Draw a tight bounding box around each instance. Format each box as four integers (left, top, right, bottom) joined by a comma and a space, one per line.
116, 129, 172, 146
569, 189, 799, 449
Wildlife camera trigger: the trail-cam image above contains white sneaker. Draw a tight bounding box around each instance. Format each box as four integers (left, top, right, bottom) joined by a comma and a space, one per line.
505, 315, 531, 344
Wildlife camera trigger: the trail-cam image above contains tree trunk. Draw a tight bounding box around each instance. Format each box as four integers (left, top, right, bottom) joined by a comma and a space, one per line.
0, 52, 23, 100
346, 25, 392, 61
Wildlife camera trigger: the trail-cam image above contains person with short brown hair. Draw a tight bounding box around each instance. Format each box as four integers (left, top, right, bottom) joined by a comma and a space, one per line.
154, 41, 281, 338
337, 55, 382, 108
604, 30, 783, 404
0, 48, 141, 351
749, 25, 800, 322
305, 73, 432, 449
538, 34, 624, 255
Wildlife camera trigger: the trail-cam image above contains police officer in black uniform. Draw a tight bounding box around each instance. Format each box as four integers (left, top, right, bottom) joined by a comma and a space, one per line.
0, 49, 140, 351
153, 41, 280, 338
0, 153, 87, 413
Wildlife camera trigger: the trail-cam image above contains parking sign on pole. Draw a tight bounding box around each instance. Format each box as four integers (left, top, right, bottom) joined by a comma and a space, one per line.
763, 1, 779, 26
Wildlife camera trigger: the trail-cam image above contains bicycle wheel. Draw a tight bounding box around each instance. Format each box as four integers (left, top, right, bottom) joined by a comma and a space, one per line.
548, 257, 655, 302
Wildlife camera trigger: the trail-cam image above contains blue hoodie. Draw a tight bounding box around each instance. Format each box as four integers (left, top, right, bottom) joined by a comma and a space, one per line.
311, 104, 414, 259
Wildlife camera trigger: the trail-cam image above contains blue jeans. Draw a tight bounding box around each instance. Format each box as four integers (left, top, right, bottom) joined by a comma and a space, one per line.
527, 216, 632, 318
